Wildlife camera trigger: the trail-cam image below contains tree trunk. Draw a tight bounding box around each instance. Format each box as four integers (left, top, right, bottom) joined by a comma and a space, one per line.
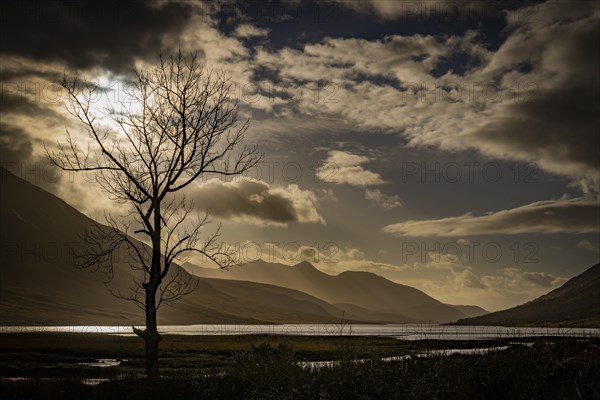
144, 283, 161, 380
144, 200, 162, 380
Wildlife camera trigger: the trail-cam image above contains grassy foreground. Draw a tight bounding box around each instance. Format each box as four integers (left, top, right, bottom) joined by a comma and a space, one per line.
0, 334, 598, 399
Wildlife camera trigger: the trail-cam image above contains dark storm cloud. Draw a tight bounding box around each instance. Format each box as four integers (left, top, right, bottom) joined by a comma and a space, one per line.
191, 178, 325, 226
0, 88, 65, 171
0, 0, 194, 73
477, 85, 600, 174
0, 92, 62, 120
0, 66, 64, 82
475, 8, 600, 177
0, 123, 34, 166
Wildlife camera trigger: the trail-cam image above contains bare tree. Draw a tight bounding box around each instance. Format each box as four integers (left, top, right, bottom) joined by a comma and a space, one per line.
46, 51, 261, 379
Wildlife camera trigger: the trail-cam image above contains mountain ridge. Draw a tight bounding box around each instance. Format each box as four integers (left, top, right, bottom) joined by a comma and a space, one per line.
0, 167, 473, 325
184, 259, 488, 323
456, 263, 600, 327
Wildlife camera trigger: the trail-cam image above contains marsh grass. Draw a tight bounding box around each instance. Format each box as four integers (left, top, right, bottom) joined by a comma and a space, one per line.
1, 338, 598, 399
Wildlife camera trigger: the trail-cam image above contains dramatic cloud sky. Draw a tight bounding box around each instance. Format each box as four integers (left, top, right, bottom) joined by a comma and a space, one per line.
1, 0, 598, 310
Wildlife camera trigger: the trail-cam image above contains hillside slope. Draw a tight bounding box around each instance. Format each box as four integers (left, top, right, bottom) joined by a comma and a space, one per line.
0, 168, 351, 325
457, 263, 600, 327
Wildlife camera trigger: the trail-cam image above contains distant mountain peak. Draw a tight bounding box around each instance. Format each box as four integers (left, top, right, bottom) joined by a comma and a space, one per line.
293, 260, 319, 271
294, 260, 317, 269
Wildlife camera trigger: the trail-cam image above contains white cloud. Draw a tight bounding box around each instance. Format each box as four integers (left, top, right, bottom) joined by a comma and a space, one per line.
316, 150, 385, 186
252, 1, 600, 191
383, 197, 600, 237
331, 0, 487, 20
577, 239, 599, 252
258, 242, 410, 275
325, 150, 370, 167
481, 267, 567, 291
233, 23, 269, 38
401, 253, 569, 310
10, 1, 598, 195
365, 188, 402, 209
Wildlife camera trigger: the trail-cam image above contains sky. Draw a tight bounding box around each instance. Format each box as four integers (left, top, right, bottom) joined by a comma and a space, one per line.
0, 0, 599, 311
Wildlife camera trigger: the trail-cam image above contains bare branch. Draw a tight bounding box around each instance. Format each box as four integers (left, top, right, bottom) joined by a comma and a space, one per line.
50, 52, 261, 378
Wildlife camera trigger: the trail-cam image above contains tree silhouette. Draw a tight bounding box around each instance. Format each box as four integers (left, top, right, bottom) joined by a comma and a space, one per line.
46, 51, 261, 379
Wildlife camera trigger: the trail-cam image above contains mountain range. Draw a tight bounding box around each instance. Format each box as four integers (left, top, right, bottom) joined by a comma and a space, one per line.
185, 260, 488, 323
2, 166, 597, 327
0, 167, 488, 325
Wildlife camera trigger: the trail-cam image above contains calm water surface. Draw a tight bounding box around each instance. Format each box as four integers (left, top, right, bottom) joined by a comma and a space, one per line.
1, 324, 598, 340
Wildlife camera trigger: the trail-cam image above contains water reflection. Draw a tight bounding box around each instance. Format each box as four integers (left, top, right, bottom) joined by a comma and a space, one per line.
78, 359, 123, 368
1, 377, 110, 387
0, 324, 598, 340
300, 346, 510, 369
